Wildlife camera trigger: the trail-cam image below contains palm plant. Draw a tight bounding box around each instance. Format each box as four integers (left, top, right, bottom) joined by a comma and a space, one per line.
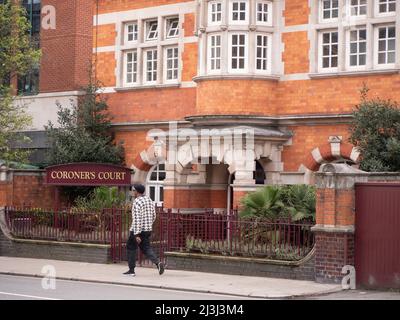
240, 186, 285, 221
281, 185, 316, 222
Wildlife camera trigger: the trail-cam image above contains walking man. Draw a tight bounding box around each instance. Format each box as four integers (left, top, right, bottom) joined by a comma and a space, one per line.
123, 183, 165, 277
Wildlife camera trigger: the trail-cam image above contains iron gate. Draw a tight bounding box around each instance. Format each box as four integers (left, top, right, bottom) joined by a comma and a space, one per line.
355, 183, 400, 289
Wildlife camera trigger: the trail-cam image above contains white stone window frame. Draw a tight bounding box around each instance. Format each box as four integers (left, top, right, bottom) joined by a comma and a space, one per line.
147, 164, 166, 207
143, 48, 158, 84
123, 50, 138, 86
319, 0, 339, 23
125, 22, 138, 43
255, 33, 272, 73
309, 0, 399, 76
374, 24, 396, 68
146, 20, 159, 41
346, 27, 368, 70
208, 0, 223, 25
165, 16, 180, 39
256, 0, 273, 26
347, 0, 368, 18
318, 29, 339, 72
229, 32, 248, 72
164, 46, 180, 83
207, 33, 222, 73
229, 0, 249, 25
375, 0, 396, 16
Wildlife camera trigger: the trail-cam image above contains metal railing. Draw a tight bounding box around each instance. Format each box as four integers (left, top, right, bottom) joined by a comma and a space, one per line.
4, 207, 315, 263
4, 207, 131, 244
158, 209, 315, 261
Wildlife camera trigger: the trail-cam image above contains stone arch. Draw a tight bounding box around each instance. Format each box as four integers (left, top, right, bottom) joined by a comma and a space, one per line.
301, 138, 361, 172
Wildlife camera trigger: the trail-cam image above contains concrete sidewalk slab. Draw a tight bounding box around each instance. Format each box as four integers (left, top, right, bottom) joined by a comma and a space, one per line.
0, 256, 342, 299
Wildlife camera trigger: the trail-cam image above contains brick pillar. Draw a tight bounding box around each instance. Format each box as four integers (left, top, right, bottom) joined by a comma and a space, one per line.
312, 164, 368, 283
40, 0, 93, 93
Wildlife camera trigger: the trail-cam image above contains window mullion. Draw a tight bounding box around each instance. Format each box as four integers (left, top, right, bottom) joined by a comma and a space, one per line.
157, 45, 162, 84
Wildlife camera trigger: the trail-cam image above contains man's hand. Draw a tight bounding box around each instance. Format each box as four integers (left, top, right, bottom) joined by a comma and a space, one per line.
135, 236, 142, 244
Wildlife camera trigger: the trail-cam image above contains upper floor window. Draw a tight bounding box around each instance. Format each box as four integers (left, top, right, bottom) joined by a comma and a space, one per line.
209, 1, 222, 24
126, 23, 138, 43
377, 0, 396, 14
144, 48, 158, 83
164, 47, 179, 81
376, 25, 396, 66
230, 33, 247, 71
349, 0, 367, 16
256, 34, 270, 72
320, 0, 339, 21
166, 17, 179, 39
319, 30, 339, 71
125, 50, 138, 85
348, 28, 367, 68
146, 20, 158, 41
208, 34, 222, 72
256, 1, 272, 25
230, 1, 248, 23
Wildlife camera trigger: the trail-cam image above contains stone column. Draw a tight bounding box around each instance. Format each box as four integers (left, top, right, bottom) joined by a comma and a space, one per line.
312, 164, 368, 284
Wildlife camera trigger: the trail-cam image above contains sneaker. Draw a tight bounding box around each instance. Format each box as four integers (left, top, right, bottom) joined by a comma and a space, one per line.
157, 262, 165, 275
123, 270, 136, 277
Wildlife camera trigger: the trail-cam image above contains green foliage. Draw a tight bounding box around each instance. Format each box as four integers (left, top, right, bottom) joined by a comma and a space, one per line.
239, 185, 316, 222
45, 72, 125, 166
0, 2, 40, 164
349, 86, 400, 172
240, 186, 285, 220
0, 87, 32, 164
184, 235, 310, 261
281, 185, 316, 222
0, 2, 41, 82
73, 186, 129, 211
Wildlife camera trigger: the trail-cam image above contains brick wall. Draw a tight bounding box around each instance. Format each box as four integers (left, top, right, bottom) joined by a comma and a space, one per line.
0, 171, 67, 209
0, 215, 110, 263
164, 189, 227, 209
314, 232, 354, 284
40, 0, 93, 93
165, 251, 315, 281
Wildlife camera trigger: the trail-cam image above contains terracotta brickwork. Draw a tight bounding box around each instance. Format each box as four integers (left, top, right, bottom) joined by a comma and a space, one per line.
40, 0, 93, 93
282, 32, 310, 74
316, 189, 354, 226
94, 52, 116, 87
182, 43, 198, 82
283, 0, 310, 26
164, 189, 227, 209
95, 0, 194, 15
183, 13, 195, 37
1, 174, 57, 208
94, 24, 116, 48
105, 88, 196, 123
196, 79, 277, 116
282, 125, 350, 172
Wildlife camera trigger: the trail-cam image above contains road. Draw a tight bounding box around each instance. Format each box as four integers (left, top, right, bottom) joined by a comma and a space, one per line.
1, 274, 399, 301
0, 274, 258, 300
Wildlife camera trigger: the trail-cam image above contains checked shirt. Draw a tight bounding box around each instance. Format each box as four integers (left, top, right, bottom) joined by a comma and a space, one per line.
130, 195, 156, 235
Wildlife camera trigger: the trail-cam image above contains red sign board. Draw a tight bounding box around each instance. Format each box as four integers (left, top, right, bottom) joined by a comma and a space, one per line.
46, 163, 132, 186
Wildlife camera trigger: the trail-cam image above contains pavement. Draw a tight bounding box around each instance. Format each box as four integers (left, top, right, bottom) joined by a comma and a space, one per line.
0, 256, 343, 299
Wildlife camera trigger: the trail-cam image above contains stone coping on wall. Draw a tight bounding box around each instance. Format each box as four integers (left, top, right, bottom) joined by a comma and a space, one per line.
311, 225, 355, 234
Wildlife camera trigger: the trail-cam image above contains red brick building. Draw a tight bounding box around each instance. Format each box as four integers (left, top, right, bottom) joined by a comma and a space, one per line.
13, 0, 400, 210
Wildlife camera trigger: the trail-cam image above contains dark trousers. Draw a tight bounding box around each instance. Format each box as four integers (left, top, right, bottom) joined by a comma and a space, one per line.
126, 231, 159, 271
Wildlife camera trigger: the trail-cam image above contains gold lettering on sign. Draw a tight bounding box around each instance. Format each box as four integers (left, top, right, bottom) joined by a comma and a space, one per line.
50, 170, 127, 181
